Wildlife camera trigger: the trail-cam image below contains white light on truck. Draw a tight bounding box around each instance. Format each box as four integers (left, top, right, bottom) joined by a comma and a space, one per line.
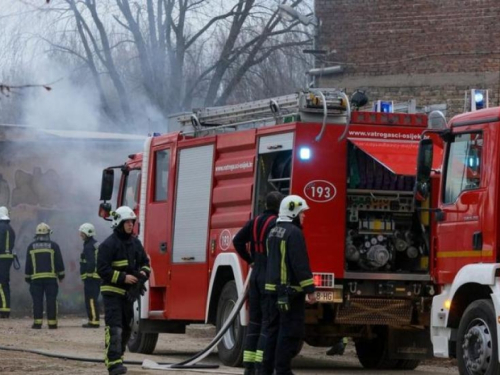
299, 147, 311, 160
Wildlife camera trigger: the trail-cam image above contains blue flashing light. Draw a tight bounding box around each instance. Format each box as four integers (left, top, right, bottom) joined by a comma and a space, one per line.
474, 92, 484, 110
299, 147, 311, 160
380, 101, 393, 113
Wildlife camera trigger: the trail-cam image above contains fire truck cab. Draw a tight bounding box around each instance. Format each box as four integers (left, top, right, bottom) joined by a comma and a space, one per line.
416, 106, 500, 375
99, 89, 441, 369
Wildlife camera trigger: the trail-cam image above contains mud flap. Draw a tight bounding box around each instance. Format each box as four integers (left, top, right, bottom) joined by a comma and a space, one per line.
388, 327, 433, 360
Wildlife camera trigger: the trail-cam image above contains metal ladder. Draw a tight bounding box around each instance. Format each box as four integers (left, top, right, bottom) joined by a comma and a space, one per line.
176, 88, 350, 137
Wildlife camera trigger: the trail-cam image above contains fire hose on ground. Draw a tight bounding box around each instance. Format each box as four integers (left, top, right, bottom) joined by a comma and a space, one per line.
0, 269, 251, 373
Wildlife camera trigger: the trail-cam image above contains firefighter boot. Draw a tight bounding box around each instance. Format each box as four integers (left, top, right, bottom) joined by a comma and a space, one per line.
82, 323, 100, 328
108, 364, 128, 375
326, 338, 346, 356
244, 367, 256, 375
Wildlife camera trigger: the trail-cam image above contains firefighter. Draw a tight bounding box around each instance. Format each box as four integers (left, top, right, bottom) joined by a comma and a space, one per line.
0, 207, 16, 318
97, 206, 150, 375
25, 222, 65, 329
79, 222, 101, 328
233, 191, 284, 375
261, 195, 316, 375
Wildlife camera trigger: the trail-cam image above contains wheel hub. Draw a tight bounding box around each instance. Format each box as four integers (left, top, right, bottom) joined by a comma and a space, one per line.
462, 320, 493, 374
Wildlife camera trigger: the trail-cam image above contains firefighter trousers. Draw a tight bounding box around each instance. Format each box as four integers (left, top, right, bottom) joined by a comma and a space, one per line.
243, 272, 269, 371
103, 294, 133, 371
0, 258, 13, 318
29, 279, 59, 327
261, 293, 305, 375
84, 279, 101, 325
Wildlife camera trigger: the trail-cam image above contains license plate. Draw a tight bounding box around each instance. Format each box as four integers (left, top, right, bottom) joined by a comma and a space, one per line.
315, 291, 335, 303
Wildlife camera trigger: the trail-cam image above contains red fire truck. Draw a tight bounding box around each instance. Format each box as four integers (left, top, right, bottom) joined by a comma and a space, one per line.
98, 88, 492, 373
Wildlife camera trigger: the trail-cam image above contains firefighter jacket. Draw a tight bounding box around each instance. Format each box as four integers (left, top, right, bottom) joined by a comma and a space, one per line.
0, 220, 15, 260
97, 231, 151, 297
80, 237, 100, 280
265, 221, 315, 294
25, 239, 65, 282
233, 209, 278, 266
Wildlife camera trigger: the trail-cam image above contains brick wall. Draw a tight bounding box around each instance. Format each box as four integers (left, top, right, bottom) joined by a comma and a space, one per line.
315, 0, 500, 116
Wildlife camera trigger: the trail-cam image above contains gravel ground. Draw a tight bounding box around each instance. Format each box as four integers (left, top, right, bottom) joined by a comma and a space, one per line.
0, 317, 458, 374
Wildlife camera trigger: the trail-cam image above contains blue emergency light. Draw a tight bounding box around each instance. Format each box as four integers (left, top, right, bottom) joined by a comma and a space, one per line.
374, 100, 393, 113
474, 91, 485, 110
380, 101, 393, 113
470, 89, 489, 111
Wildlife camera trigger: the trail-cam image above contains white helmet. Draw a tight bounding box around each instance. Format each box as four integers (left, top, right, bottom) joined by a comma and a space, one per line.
79, 223, 96, 237
111, 206, 137, 228
278, 195, 310, 223
36, 222, 52, 235
0, 206, 9, 220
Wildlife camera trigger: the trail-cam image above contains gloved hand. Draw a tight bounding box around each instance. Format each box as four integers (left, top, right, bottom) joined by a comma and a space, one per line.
127, 283, 141, 303
126, 274, 147, 303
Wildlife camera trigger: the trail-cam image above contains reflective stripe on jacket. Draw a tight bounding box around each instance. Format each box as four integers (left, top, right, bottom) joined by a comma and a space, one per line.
97, 231, 150, 296
25, 240, 65, 282
265, 222, 315, 294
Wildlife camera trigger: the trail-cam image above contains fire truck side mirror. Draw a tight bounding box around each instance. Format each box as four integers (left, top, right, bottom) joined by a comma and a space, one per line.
415, 139, 433, 200
99, 202, 113, 220
100, 169, 115, 201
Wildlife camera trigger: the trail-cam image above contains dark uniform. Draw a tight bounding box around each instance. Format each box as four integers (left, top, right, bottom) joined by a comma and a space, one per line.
0, 219, 16, 318
80, 236, 101, 327
233, 209, 278, 374
262, 221, 315, 375
25, 237, 65, 328
97, 229, 150, 374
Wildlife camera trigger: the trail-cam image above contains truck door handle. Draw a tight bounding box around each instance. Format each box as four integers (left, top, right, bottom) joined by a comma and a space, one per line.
181, 257, 195, 261
159, 242, 167, 254
472, 231, 482, 250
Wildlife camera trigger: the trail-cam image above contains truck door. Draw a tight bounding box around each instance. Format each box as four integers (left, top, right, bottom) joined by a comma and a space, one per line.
435, 131, 484, 284
145, 145, 173, 289
166, 143, 215, 320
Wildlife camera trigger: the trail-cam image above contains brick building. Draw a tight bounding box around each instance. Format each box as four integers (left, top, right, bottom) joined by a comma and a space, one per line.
315, 0, 500, 117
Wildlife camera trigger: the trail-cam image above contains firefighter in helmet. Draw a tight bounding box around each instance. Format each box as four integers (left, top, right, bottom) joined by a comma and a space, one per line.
0, 207, 16, 318
262, 195, 316, 375
97, 206, 150, 375
25, 222, 65, 329
233, 191, 284, 375
79, 222, 101, 328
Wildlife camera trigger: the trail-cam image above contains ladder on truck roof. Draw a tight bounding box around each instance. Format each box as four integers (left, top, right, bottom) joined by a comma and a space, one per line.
175, 88, 350, 137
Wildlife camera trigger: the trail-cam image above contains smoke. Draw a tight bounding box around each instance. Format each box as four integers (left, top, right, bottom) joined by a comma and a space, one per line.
0, 61, 146, 318
22, 62, 104, 131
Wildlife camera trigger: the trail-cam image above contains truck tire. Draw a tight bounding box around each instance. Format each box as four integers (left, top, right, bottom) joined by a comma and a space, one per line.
128, 300, 159, 354
457, 299, 498, 375
216, 280, 245, 367
355, 327, 398, 369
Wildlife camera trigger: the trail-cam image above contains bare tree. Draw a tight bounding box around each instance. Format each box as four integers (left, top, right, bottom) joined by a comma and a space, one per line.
15, 0, 313, 129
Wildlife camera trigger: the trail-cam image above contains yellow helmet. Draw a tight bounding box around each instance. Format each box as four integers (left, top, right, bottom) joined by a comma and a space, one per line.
36, 222, 52, 235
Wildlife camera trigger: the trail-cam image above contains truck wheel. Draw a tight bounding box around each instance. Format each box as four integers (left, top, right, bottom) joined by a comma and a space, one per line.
216, 281, 245, 367
128, 300, 159, 354
355, 327, 398, 369
457, 299, 498, 375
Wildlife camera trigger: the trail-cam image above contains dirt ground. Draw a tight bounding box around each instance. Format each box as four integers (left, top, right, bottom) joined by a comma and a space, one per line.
0, 317, 458, 375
